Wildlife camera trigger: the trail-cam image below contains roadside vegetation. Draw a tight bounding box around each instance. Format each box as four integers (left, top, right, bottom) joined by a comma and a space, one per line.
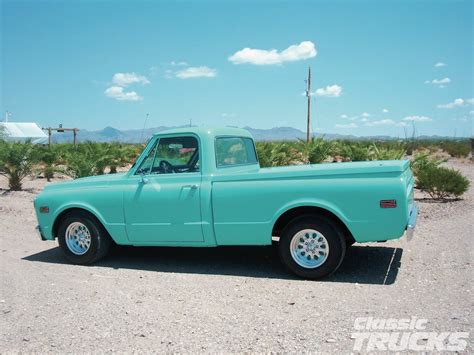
0, 136, 471, 200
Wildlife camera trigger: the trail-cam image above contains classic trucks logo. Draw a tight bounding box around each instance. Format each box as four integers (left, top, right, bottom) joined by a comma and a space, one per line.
351, 317, 469, 352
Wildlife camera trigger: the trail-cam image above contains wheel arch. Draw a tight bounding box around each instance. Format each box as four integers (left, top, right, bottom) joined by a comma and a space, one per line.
52, 205, 110, 241
272, 205, 355, 245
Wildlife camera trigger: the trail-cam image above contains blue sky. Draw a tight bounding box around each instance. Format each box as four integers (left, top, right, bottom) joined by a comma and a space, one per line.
1, 0, 473, 137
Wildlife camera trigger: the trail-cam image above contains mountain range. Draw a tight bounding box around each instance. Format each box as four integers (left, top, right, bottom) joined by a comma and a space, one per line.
50, 125, 463, 143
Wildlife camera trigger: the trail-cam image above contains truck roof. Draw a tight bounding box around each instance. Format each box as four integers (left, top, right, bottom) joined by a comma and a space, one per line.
153, 126, 253, 139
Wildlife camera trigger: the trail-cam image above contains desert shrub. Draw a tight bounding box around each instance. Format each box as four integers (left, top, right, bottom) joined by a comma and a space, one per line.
256, 141, 302, 167
64, 142, 109, 178
108, 143, 137, 173
0, 141, 39, 190
255, 142, 273, 167
37, 146, 65, 181
410, 152, 446, 177
297, 137, 333, 164
369, 142, 406, 160
416, 165, 469, 199
440, 141, 470, 158
333, 141, 371, 161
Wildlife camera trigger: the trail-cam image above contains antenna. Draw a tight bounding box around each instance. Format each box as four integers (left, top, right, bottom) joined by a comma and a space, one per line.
305, 67, 311, 142
140, 113, 149, 143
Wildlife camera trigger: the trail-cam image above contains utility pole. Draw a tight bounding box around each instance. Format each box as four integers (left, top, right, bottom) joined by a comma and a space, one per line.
305, 67, 311, 143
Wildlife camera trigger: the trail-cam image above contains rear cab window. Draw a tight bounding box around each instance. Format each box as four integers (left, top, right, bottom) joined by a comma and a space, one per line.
215, 137, 258, 167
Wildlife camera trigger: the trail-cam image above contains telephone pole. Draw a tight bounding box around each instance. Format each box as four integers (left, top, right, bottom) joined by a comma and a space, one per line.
305, 67, 311, 143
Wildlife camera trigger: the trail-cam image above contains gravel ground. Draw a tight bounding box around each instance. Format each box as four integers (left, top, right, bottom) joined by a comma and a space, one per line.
0, 160, 472, 353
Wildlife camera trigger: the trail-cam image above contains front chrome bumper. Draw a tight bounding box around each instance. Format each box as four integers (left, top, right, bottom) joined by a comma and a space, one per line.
405, 203, 418, 241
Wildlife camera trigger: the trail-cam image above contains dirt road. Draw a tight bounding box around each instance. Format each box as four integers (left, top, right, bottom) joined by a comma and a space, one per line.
1, 161, 472, 352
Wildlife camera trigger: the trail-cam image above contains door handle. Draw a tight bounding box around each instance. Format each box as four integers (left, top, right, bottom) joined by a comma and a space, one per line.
183, 184, 198, 189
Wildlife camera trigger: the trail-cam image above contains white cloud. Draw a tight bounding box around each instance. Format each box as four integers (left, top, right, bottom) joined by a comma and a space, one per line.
315, 84, 342, 98
365, 119, 396, 126
104, 86, 142, 101
432, 78, 450, 85
382, 108, 389, 113
425, 77, 450, 88
335, 123, 357, 129
228, 41, 316, 65
470, 110, 474, 115
112, 72, 150, 87
361, 112, 370, 118
402, 115, 432, 122
170, 61, 188, 66
175, 66, 217, 79
437, 98, 474, 109
360, 118, 370, 123
434, 62, 446, 67
340, 114, 348, 119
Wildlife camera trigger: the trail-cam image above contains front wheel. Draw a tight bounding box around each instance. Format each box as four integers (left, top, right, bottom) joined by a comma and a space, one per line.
279, 215, 346, 279
57, 211, 111, 264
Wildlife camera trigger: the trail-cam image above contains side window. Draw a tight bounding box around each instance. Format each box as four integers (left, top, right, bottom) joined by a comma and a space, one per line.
136, 136, 199, 175
135, 140, 158, 174
215, 137, 258, 167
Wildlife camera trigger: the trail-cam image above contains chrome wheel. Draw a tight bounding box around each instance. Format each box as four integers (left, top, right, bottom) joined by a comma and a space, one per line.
290, 229, 329, 269
65, 222, 91, 255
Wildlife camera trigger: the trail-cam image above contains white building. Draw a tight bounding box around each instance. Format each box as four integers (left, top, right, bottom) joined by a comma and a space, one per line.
0, 122, 48, 144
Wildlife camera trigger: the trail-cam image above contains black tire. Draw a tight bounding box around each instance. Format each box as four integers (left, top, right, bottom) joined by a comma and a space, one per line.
278, 215, 346, 279
57, 211, 111, 264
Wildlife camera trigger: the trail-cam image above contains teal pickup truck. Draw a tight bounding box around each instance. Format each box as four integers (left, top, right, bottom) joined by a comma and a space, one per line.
34, 127, 417, 279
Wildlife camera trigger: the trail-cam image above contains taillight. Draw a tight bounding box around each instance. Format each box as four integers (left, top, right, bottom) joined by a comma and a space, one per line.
380, 200, 397, 208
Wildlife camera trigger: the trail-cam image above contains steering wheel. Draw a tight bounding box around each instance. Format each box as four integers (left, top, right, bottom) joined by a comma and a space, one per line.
159, 160, 175, 174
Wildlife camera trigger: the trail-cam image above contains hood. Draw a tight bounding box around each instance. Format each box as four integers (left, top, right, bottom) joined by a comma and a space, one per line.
43, 172, 127, 191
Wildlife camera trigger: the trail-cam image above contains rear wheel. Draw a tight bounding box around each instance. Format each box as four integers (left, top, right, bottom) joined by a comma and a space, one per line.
279, 215, 346, 279
57, 211, 111, 264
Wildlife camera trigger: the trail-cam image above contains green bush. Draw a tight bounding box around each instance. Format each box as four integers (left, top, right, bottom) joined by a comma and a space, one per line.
440, 141, 470, 158
37, 146, 64, 181
0, 141, 39, 190
369, 142, 406, 160
64, 142, 107, 178
410, 152, 446, 177
256, 141, 301, 167
416, 165, 470, 200
297, 137, 333, 164
333, 141, 371, 161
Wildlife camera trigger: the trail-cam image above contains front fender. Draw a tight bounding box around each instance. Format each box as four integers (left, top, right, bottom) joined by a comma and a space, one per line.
48, 202, 128, 244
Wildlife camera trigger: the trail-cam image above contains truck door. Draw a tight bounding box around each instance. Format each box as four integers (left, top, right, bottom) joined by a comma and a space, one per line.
123, 135, 204, 243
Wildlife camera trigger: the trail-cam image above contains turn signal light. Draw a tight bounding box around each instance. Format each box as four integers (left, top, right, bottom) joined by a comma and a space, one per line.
39, 206, 49, 214
380, 200, 397, 208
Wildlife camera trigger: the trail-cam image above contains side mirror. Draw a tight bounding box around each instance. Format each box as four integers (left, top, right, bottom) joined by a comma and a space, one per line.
139, 172, 149, 184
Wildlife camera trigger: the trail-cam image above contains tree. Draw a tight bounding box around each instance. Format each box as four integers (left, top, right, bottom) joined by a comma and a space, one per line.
0, 141, 39, 190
